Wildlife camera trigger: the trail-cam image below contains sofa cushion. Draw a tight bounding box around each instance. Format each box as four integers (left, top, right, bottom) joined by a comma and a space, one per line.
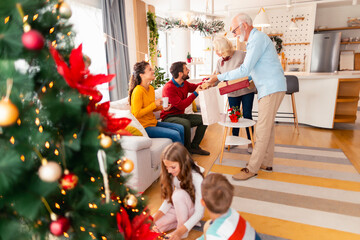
110, 97, 130, 110
120, 136, 152, 151
125, 126, 143, 136
150, 138, 172, 168
109, 109, 149, 137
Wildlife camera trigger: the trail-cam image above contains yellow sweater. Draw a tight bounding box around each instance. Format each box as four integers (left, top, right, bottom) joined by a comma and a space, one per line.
131, 85, 162, 128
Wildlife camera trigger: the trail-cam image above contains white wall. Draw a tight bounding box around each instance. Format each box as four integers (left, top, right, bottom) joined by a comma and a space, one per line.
125, 0, 137, 72
316, 4, 360, 53
316, 4, 360, 28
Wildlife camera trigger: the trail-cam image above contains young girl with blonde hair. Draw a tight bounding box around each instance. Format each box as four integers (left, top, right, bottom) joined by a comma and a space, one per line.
153, 142, 204, 240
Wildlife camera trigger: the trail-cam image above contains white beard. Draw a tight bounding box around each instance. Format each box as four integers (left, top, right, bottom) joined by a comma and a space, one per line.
237, 34, 245, 42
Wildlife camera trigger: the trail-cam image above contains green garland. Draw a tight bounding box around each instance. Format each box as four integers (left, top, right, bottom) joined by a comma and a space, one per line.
270, 36, 283, 54
146, 11, 159, 66
158, 17, 225, 36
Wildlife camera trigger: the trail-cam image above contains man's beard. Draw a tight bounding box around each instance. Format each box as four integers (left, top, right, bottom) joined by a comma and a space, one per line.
182, 74, 190, 80
237, 29, 246, 42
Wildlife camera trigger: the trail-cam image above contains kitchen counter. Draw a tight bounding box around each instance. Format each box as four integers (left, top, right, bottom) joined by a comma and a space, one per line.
253, 72, 360, 129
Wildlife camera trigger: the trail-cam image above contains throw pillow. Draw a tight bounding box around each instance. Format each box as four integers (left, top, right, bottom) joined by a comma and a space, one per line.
108, 109, 149, 137
125, 126, 143, 136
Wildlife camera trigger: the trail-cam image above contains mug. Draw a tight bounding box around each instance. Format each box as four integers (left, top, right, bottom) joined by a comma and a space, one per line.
162, 97, 169, 108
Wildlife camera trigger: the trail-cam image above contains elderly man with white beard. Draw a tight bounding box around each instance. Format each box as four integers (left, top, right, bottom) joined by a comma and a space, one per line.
207, 13, 287, 181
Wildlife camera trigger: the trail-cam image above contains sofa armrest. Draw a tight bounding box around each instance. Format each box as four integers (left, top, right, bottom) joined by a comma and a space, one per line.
120, 136, 152, 151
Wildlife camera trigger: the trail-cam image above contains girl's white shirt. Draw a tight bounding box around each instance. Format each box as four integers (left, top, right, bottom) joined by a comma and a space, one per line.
158, 170, 204, 231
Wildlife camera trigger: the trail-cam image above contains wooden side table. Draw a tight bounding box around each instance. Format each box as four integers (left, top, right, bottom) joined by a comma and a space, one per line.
218, 118, 256, 164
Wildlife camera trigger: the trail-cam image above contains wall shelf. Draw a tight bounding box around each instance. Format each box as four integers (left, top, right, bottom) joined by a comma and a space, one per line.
268, 33, 283, 37
341, 41, 360, 45
283, 42, 310, 46
315, 26, 360, 32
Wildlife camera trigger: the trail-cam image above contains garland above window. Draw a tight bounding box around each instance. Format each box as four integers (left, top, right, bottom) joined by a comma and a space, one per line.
158, 17, 225, 36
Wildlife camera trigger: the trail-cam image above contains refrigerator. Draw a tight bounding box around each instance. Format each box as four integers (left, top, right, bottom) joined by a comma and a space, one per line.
310, 32, 341, 72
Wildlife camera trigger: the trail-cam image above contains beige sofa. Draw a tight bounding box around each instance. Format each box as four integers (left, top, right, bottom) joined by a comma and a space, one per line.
109, 87, 172, 192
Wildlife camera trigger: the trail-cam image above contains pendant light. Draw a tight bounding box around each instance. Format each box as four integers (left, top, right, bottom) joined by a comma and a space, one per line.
253, 7, 271, 27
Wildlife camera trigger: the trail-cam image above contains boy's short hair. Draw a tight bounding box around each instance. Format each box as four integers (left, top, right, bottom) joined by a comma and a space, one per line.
201, 173, 234, 214
170, 61, 186, 79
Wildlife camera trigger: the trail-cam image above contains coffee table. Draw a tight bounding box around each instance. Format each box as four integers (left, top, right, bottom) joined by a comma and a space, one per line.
218, 118, 256, 164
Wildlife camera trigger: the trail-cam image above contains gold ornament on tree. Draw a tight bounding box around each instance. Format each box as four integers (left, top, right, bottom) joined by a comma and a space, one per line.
121, 158, 134, 173
0, 79, 19, 127
123, 193, 138, 208
99, 134, 112, 148
58, 1, 72, 19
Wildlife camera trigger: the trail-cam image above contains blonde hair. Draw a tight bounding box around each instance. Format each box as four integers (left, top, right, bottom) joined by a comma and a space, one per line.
213, 36, 234, 58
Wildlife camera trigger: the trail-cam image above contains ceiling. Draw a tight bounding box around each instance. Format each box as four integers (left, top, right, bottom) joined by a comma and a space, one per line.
143, 0, 357, 16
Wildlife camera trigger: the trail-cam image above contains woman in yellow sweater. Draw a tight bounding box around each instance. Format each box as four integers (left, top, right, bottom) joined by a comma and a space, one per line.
129, 61, 184, 144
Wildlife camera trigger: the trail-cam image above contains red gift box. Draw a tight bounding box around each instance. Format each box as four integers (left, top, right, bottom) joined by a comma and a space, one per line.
217, 77, 250, 95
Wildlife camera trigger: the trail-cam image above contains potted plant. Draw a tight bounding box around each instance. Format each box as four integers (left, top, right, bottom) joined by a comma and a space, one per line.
186, 52, 192, 63
151, 66, 169, 89
228, 106, 242, 123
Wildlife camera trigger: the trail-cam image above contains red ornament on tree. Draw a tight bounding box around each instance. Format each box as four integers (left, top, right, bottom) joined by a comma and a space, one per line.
50, 216, 70, 236
60, 170, 78, 190
22, 30, 45, 50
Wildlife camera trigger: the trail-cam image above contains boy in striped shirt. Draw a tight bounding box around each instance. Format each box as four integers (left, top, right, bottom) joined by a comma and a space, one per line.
197, 173, 261, 240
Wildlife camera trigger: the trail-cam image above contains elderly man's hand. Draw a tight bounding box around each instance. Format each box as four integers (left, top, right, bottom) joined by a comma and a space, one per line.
206, 75, 218, 85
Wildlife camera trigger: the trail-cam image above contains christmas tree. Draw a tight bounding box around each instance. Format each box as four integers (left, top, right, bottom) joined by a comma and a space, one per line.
0, 0, 159, 239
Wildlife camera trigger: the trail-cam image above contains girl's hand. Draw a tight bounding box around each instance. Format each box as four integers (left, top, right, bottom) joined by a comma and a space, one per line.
155, 98, 163, 107
163, 104, 172, 111
168, 233, 181, 240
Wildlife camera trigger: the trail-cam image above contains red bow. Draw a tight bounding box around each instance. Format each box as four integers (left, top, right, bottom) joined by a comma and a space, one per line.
221, 56, 231, 66
116, 207, 160, 240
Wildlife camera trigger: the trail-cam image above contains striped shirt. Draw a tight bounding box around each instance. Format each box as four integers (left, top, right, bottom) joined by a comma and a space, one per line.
197, 208, 259, 240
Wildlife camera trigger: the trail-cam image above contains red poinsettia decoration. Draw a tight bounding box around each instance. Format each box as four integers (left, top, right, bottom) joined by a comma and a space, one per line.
228, 106, 242, 123
116, 207, 160, 240
50, 44, 132, 134
88, 101, 131, 134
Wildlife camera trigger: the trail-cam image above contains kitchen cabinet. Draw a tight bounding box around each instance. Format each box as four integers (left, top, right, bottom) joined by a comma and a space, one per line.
334, 78, 360, 123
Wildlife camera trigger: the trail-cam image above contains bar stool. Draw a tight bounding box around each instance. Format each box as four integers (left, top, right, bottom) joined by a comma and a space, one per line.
281, 75, 299, 133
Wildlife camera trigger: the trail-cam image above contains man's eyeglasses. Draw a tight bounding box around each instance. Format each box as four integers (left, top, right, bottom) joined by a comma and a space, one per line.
231, 25, 240, 34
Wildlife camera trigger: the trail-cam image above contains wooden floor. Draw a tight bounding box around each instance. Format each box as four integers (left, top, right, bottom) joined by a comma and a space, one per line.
144, 121, 360, 239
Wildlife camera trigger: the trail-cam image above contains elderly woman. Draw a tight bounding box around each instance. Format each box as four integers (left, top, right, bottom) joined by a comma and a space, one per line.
213, 36, 256, 153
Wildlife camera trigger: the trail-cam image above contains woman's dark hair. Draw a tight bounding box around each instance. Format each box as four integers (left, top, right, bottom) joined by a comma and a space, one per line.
170, 61, 186, 79
128, 61, 149, 105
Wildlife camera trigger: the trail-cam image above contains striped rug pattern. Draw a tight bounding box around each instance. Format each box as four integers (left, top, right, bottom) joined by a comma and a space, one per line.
210, 144, 360, 240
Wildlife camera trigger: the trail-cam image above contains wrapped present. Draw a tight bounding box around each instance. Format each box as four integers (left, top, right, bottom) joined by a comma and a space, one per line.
217, 77, 250, 95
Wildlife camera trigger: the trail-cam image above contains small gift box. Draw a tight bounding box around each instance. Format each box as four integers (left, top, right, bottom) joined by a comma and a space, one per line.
217, 77, 250, 95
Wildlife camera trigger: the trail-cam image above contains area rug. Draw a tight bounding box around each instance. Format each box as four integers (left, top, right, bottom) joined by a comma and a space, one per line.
209, 144, 360, 240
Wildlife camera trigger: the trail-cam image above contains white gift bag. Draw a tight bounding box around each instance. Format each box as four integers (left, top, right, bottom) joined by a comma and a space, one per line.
199, 87, 221, 125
